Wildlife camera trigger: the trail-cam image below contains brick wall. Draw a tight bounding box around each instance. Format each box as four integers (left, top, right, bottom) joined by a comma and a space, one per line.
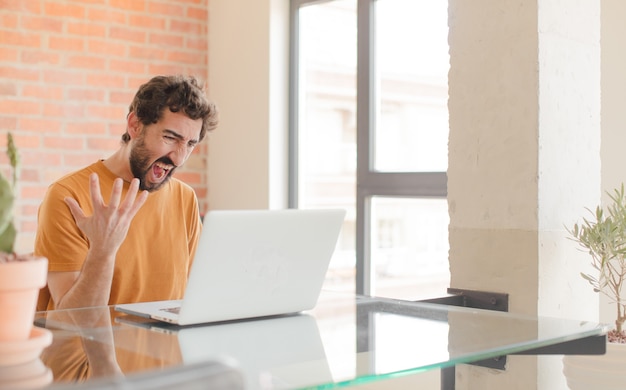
0, 0, 210, 252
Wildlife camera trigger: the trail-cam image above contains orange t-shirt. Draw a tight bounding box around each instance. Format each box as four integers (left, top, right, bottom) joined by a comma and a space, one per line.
35, 161, 202, 310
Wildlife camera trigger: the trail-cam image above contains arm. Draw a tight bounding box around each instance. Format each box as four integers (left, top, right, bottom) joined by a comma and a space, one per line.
42, 307, 123, 380
49, 173, 148, 309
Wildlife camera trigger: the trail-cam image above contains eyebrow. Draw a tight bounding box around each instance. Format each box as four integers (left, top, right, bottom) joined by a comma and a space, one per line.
164, 129, 199, 145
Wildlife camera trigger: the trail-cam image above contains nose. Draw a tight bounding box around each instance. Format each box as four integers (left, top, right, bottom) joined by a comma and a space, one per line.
168, 145, 190, 167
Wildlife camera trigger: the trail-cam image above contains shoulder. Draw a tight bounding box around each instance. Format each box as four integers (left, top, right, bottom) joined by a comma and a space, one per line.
51, 161, 105, 191
165, 176, 197, 198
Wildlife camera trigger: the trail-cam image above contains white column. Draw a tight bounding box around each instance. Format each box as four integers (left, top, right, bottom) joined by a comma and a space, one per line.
448, 1, 600, 388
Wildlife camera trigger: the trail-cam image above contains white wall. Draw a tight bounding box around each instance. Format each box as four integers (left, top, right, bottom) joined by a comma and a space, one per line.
207, 0, 289, 210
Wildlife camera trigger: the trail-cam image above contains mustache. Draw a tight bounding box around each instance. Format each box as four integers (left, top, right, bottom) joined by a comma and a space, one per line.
155, 157, 177, 168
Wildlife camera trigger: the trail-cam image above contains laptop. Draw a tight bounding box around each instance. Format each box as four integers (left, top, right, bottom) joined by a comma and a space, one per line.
114, 209, 345, 325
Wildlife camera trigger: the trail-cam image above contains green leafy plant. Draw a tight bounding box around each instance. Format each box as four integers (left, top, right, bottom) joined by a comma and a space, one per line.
0, 133, 19, 255
568, 184, 626, 343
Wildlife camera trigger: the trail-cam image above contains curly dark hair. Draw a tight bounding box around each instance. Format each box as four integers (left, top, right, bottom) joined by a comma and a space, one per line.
123, 75, 218, 143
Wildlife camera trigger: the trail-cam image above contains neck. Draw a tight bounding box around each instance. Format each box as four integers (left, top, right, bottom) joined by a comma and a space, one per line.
103, 146, 134, 183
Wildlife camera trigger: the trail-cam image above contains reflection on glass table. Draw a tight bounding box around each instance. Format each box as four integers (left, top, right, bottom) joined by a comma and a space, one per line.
34, 291, 607, 390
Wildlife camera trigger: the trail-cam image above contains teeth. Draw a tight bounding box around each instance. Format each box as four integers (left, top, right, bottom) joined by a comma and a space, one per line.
155, 162, 171, 171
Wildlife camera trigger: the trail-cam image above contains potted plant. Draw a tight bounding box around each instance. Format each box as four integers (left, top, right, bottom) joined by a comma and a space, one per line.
0, 133, 49, 345
563, 184, 626, 389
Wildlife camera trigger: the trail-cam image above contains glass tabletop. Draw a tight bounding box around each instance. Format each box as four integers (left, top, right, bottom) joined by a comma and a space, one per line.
31, 291, 607, 389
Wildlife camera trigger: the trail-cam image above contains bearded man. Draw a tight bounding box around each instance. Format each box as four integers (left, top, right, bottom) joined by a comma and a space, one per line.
36, 75, 218, 310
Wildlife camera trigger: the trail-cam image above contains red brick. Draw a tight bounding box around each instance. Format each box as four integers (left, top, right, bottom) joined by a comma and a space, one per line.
110, 0, 145, 12
0, 117, 17, 130
87, 104, 125, 121
147, 2, 184, 17
1, 31, 42, 48
128, 45, 166, 60
128, 14, 166, 29
86, 136, 119, 151
44, 2, 86, 18
19, 202, 40, 217
67, 87, 106, 102
186, 37, 208, 51
21, 15, 64, 33
109, 59, 146, 74
0, 66, 39, 81
87, 8, 127, 25
20, 167, 40, 183
67, 55, 106, 71
0, 13, 19, 28
43, 136, 84, 149
42, 102, 85, 118
194, 187, 207, 199
148, 64, 187, 76
87, 39, 127, 57
85, 73, 125, 88
0, 0, 42, 13
48, 36, 85, 51
12, 134, 40, 148
148, 32, 184, 48
20, 151, 62, 167
19, 118, 63, 133
2, 0, 211, 244
43, 169, 70, 184
67, 21, 107, 38
173, 171, 201, 184
109, 26, 146, 44
187, 6, 207, 21
63, 152, 106, 167
166, 51, 205, 65
170, 19, 206, 35
42, 69, 85, 85
110, 90, 136, 105
19, 184, 49, 200
108, 122, 127, 136
65, 121, 107, 135
22, 84, 64, 100
0, 47, 19, 62
21, 50, 62, 65
0, 83, 17, 96
0, 99, 40, 115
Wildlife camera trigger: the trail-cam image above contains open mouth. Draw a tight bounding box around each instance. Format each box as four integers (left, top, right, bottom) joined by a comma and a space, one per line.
152, 161, 172, 181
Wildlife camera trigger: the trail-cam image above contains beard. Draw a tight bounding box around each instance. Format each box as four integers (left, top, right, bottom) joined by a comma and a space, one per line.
129, 137, 176, 192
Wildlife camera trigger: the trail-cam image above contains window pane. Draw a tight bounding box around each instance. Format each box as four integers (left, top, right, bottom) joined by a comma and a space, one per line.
373, 0, 449, 172
298, 1, 357, 293
371, 197, 450, 300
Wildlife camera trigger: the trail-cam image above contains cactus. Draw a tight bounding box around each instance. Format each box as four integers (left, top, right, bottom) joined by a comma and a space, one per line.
0, 133, 19, 254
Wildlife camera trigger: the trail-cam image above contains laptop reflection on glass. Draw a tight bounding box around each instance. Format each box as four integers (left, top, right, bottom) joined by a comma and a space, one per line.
115, 312, 333, 389
114, 209, 345, 326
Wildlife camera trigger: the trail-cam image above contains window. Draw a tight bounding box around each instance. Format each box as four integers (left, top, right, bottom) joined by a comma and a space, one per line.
290, 0, 449, 300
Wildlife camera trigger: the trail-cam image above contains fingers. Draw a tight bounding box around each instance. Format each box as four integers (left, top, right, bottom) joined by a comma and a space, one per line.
70, 174, 148, 221
89, 173, 105, 209
64, 197, 86, 223
118, 178, 149, 218
108, 178, 124, 209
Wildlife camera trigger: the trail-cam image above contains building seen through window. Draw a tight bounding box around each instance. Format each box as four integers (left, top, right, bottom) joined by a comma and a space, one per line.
295, 0, 449, 299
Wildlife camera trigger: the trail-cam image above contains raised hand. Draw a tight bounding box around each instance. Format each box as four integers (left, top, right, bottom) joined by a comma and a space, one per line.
64, 173, 149, 254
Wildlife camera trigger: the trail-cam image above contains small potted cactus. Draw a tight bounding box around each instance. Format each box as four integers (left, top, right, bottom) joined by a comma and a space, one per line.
0, 133, 48, 343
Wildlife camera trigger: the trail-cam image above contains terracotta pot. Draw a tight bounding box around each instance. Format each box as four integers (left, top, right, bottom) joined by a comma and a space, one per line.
0, 256, 48, 342
562, 341, 626, 389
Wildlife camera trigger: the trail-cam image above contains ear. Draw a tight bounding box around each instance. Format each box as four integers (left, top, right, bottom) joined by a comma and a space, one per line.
126, 111, 143, 140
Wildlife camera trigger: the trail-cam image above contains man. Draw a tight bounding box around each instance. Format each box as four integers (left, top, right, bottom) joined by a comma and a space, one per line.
36, 75, 218, 310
